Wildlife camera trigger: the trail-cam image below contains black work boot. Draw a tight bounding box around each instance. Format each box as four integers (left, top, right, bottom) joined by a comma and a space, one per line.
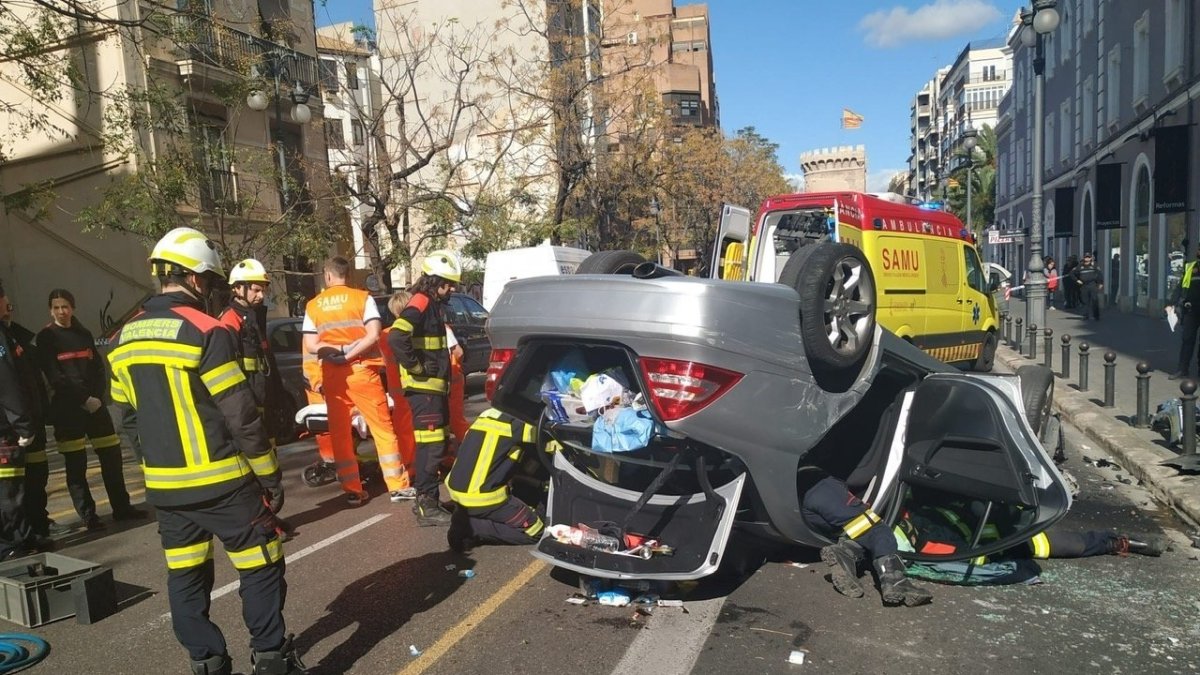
447, 507, 475, 553
873, 555, 933, 607
413, 494, 452, 527
820, 539, 865, 599
189, 654, 232, 675
1112, 533, 1169, 557
251, 635, 307, 675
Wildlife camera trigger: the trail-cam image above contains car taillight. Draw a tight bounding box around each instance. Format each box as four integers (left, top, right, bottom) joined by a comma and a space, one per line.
485, 348, 516, 401
638, 357, 743, 422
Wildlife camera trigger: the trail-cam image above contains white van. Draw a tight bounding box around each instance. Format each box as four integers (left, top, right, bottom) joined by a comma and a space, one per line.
481, 244, 591, 310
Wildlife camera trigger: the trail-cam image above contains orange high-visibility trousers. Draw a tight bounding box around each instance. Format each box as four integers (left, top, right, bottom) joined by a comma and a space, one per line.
379, 329, 416, 473
449, 354, 469, 441
322, 362, 409, 493
305, 388, 335, 463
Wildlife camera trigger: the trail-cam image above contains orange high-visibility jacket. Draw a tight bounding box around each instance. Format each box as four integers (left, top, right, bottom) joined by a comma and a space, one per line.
303, 286, 382, 367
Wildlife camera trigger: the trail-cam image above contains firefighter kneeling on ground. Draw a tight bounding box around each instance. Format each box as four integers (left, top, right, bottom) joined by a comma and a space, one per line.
108, 228, 303, 675
445, 408, 548, 553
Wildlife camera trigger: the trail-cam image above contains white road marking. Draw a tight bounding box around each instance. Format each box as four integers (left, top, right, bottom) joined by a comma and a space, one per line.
609, 596, 727, 675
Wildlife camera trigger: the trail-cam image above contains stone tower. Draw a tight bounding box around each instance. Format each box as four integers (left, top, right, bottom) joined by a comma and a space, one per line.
800, 145, 867, 193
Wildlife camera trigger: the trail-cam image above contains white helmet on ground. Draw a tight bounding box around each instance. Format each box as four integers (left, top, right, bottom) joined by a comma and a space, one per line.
421, 249, 462, 283
230, 258, 270, 286
149, 227, 225, 279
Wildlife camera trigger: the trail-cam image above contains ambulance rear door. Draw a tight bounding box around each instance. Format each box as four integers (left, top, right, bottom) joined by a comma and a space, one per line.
711, 204, 752, 280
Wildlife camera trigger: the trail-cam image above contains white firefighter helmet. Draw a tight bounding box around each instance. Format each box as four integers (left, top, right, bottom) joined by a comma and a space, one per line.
421, 249, 462, 283
149, 227, 225, 279
229, 258, 270, 286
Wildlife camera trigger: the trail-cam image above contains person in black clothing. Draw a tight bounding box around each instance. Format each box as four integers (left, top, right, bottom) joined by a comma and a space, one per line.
36, 289, 144, 530
1170, 244, 1200, 379
1070, 252, 1105, 320
1063, 255, 1079, 308
0, 283, 54, 560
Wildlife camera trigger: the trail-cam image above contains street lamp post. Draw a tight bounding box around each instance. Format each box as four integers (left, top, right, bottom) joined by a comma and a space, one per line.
245, 49, 313, 209
1020, 0, 1060, 332
962, 124, 978, 234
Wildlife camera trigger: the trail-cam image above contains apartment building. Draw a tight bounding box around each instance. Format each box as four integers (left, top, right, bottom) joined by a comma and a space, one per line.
908, 67, 950, 201
0, 1, 333, 321
937, 38, 1012, 178
994, 0, 1200, 315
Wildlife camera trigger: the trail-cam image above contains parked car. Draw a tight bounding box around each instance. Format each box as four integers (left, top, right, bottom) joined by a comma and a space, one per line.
486, 244, 1071, 581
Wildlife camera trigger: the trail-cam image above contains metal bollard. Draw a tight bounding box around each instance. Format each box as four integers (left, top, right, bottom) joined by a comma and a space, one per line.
1043, 328, 1053, 369
1000, 311, 1009, 343
1060, 334, 1072, 379
1103, 351, 1116, 407
1027, 324, 1038, 360
1135, 362, 1151, 428
1015, 317, 1023, 352
1182, 379, 1197, 456
1078, 342, 1090, 391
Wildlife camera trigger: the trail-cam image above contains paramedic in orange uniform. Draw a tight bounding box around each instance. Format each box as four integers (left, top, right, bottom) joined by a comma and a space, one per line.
302, 257, 413, 507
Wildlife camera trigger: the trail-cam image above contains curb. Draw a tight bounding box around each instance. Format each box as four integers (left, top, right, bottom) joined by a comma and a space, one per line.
996, 346, 1200, 529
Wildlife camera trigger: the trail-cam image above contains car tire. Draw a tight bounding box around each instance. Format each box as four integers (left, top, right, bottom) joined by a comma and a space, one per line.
1017, 364, 1054, 435
779, 242, 877, 376
973, 331, 998, 372
576, 250, 647, 275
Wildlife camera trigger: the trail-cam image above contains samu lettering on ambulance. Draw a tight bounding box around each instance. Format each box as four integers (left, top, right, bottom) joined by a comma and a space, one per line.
880, 248, 920, 275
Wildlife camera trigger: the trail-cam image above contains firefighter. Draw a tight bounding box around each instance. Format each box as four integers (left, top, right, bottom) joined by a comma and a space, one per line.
801, 473, 933, 607
0, 293, 58, 539
218, 260, 278, 421
36, 289, 143, 529
389, 250, 462, 527
445, 408, 545, 552
107, 227, 302, 675
302, 257, 412, 507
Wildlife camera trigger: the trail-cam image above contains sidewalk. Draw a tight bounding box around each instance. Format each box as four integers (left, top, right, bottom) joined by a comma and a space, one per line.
998, 298, 1200, 528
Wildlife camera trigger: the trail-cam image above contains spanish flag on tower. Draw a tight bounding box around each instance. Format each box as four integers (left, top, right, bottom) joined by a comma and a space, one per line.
841, 108, 864, 129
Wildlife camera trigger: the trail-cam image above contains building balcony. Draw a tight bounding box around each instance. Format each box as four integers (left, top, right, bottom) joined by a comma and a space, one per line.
168, 14, 320, 93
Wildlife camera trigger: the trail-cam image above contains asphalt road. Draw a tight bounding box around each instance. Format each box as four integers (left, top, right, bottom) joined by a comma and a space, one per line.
15, 390, 1200, 674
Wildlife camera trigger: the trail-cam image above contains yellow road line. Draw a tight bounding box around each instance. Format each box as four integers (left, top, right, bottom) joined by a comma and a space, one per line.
49, 488, 146, 522
396, 559, 546, 675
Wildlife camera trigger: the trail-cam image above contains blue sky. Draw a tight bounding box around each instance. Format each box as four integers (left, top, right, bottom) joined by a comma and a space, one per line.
316, 0, 1016, 191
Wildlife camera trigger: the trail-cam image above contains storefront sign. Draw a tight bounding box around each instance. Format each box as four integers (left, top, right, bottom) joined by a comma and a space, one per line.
1154, 125, 1190, 213
1096, 163, 1123, 230
1054, 187, 1075, 238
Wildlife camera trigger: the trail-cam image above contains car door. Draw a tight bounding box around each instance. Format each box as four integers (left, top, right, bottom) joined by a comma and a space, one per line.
446, 294, 490, 374
711, 203, 752, 280
960, 245, 993, 349
868, 373, 1071, 563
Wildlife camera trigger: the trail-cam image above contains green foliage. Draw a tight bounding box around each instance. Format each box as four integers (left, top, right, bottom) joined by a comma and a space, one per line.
945, 124, 997, 235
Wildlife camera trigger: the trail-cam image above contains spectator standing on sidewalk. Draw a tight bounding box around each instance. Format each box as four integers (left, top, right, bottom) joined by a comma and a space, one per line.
1109, 252, 1121, 306
1071, 252, 1104, 320
1169, 243, 1200, 380
1045, 257, 1059, 310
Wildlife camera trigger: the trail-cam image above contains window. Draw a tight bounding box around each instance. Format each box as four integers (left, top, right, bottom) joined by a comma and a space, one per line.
1082, 76, 1094, 148
1081, 0, 1094, 34
351, 119, 364, 146
325, 118, 345, 150
1106, 46, 1121, 129
1059, 100, 1072, 165
680, 99, 699, 117
345, 62, 359, 90
1133, 164, 1151, 308
1165, 0, 1185, 83
1132, 13, 1149, 107
192, 116, 235, 210
964, 246, 986, 294
319, 58, 338, 93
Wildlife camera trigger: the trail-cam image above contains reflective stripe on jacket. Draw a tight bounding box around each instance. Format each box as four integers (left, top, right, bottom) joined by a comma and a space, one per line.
35, 320, 105, 412
304, 286, 382, 366
219, 303, 270, 405
388, 291, 450, 394
445, 408, 536, 508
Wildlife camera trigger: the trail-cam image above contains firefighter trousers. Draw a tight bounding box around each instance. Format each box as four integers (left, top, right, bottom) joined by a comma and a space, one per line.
450, 496, 544, 545
407, 391, 448, 498
0, 437, 31, 557
801, 476, 896, 559
22, 428, 49, 537
322, 362, 407, 494
53, 406, 132, 520
157, 480, 286, 661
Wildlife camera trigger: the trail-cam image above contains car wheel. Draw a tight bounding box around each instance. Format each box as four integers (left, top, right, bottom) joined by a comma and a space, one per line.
779, 242, 877, 375
1016, 364, 1054, 435
576, 250, 647, 274
973, 331, 998, 372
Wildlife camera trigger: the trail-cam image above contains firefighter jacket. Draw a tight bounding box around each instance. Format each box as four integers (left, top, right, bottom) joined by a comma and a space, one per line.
107, 292, 279, 508
388, 291, 450, 394
303, 285, 383, 368
36, 319, 106, 421
445, 408, 537, 508
6, 321, 47, 425
0, 322, 34, 441
218, 301, 274, 406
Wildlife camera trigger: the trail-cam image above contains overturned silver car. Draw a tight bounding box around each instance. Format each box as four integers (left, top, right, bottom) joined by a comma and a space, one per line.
486, 245, 1070, 581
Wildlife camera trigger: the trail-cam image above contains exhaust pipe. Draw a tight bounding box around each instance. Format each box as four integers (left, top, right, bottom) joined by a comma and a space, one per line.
632, 262, 684, 279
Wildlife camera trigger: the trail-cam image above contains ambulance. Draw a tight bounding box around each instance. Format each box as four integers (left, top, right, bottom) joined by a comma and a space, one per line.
713, 191, 1000, 371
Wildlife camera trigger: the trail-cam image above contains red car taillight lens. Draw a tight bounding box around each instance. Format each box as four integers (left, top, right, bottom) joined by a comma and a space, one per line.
485, 348, 516, 401
638, 357, 743, 422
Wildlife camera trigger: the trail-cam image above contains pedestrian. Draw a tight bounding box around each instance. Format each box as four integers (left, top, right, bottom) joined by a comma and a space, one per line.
0, 283, 54, 560
802, 471, 933, 607
445, 408, 546, 552
105, 227, 301, 675
1044, 257, 1059, 310
1063, 255, 1079, 308
1170, 243, 1200, 380
388, 249, 463, 527
1109, 252, 1121, 305
1070, 252, 1105, 320
36, 289, 144, 529
302, 257, 412, 507
0, 293, 62, 539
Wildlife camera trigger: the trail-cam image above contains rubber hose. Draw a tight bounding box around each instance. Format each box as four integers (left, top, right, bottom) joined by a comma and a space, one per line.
0, 633, 50, 673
